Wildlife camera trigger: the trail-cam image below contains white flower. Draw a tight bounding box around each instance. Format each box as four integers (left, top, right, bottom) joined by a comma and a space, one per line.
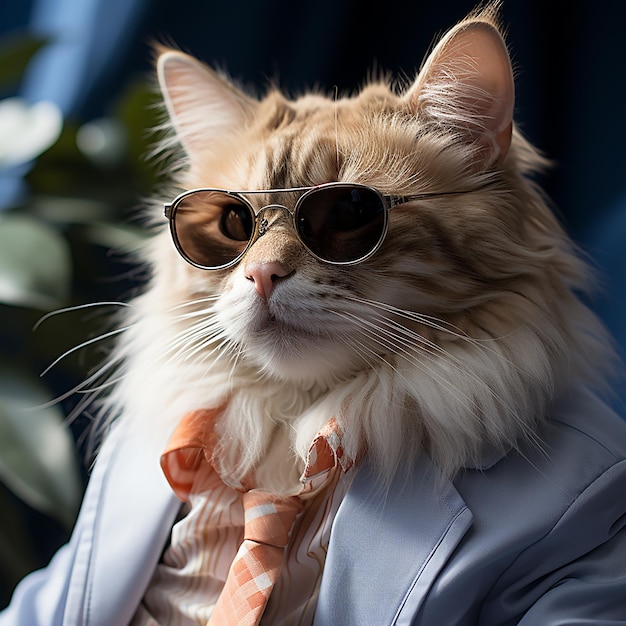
0, 98, 62, 168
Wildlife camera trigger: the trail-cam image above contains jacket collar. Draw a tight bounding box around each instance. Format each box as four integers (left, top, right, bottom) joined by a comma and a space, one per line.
314, 453, 473, 626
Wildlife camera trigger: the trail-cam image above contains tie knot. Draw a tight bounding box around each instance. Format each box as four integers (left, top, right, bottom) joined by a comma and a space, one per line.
242, 490, 304, 547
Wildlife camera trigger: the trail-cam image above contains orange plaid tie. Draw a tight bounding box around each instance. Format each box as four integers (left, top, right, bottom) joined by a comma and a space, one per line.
160, 409, 354, 625
208, 490, 304, 626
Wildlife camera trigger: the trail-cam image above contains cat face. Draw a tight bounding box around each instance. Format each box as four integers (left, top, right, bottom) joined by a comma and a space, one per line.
153, 16, 528, 385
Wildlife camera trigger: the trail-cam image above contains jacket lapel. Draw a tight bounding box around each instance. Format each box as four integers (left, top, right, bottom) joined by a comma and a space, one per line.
80, 426, 181, 626
68, 427, 473, 625
314, 453, 473, 626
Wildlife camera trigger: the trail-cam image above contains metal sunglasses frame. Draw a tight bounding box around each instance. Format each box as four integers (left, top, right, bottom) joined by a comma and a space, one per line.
164, 181, 478, 270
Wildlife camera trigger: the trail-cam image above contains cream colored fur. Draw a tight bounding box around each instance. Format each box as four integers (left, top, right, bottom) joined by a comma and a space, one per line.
93, 5, 612, 493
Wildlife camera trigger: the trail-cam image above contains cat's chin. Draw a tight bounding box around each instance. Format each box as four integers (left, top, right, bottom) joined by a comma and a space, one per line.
241, 319, 357, 384
214, 287, 356, 383
243, 328, 355, 385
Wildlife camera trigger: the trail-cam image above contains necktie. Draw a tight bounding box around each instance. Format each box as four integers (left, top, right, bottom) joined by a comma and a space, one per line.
160, 409, 354, 625
208, 490, 304, 626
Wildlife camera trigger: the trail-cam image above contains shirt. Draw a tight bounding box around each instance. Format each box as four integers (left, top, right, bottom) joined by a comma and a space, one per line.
131, 409, 355, 626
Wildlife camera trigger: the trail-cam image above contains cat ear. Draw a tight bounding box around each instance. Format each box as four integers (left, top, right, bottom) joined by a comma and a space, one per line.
404, 17, 514, 166
156, 49, 255, 157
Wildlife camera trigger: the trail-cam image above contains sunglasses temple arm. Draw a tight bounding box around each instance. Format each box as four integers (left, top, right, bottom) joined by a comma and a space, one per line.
386, 188, 487, 209
164, 203, 174, 219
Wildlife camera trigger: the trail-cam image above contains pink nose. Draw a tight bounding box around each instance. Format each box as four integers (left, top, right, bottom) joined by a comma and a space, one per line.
244, 261, 290, 300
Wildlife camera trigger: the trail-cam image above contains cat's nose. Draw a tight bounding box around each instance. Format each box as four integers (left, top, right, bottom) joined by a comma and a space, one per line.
244, 261, 290, 300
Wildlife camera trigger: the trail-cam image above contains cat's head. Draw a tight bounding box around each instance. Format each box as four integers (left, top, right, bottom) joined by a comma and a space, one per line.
118, 7, 609, 474
153, 10, 522, 381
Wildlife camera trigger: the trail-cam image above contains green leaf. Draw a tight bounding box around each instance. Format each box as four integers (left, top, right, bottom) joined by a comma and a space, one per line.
0, 214, 72, 310
0, 366, 82, 528
83, 221, 150, 251
0, 32, 49, 88
28, 195, 114, 225
116, 79, 162, 188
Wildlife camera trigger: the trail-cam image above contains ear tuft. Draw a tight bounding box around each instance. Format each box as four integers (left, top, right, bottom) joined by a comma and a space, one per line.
404, 15, 514, 167
156, 49, 255, 159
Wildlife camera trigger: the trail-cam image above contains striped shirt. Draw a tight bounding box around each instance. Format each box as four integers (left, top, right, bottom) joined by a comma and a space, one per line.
131, 410, 354, 626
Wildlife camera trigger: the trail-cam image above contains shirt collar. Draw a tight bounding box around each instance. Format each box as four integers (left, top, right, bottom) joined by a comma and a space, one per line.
160, 408, 354, 501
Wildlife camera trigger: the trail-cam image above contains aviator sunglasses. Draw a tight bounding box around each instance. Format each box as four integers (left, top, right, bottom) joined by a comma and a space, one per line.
164, 182, 475, 269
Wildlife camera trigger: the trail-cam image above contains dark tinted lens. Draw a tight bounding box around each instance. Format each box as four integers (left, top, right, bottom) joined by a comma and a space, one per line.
172, 191, 253, 268
296, 186, 386, 262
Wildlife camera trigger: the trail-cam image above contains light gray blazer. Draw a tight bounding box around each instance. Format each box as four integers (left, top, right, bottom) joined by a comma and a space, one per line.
2, 389, 626, 625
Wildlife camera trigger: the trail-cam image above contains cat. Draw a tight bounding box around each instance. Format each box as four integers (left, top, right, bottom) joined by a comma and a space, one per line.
4, 4, 626, 625
89, 3, 610, 496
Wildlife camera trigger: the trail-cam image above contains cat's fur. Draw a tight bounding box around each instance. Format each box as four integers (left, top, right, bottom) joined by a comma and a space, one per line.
94, 4, 610, 494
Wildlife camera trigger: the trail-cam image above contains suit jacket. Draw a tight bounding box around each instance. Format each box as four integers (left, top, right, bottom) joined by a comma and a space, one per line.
2, 389, 626, 625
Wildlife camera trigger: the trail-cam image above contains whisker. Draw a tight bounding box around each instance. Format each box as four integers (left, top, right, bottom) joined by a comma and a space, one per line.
368, 312, 452, 356
347, 295, 520, 369
336, 309, 478, 415
365, 311, 500, 379
185, 330, 232, 364
337, 309, 440, 364
164, 321, 226, 362
226, 338, 248, 383
35, 356, 122, 410
167, 294, 220, 314
74, 373, 126, 395
338, 330, 395, 373
331, 307, 543, 450
33, 301, 132, 331
40, 326, 132, 377
346, 296, 471, 340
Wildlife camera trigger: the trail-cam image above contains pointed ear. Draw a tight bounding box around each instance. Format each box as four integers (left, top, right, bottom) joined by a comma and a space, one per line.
404, 17, 514, 166
156, 49, 255, 158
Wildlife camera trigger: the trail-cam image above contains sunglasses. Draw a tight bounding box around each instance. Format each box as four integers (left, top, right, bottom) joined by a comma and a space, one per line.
164, 182, 475, 270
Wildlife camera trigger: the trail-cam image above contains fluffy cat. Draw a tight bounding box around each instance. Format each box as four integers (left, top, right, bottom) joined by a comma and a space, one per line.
93, 3, 610, 495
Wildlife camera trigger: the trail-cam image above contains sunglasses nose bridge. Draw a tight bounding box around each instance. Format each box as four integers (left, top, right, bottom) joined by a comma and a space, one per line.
254, 204, 295, 236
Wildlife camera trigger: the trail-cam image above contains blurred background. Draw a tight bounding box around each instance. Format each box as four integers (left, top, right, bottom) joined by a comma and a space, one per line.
0, 0, 624, 608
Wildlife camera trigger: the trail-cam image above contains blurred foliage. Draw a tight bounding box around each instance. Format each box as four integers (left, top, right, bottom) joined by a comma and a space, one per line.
0, 33, 48, 90
0, 33, 160, 606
